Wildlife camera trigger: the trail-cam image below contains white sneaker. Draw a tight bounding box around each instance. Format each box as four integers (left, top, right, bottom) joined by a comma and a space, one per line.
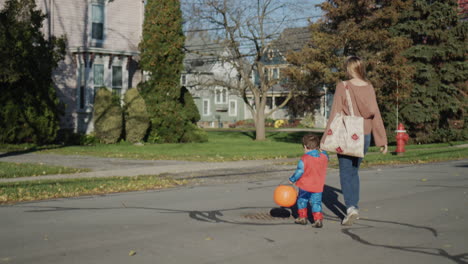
342, 206, 359, 226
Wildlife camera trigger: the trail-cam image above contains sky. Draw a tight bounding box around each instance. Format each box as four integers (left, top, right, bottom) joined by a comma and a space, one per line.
181, 0, 326, 32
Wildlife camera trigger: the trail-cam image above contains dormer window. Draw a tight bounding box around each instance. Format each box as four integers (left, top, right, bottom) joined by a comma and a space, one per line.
272, 68, 279, 79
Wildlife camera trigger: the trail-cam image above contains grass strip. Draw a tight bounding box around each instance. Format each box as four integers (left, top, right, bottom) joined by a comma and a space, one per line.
361, 146, 468, 167
0, 175, 187, 204
1, 132, 466, 162
318, 146, 468, 168
0, 162, 89, 179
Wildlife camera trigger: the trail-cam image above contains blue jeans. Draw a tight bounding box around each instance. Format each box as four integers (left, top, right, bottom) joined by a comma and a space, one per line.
337, 134, 371, 209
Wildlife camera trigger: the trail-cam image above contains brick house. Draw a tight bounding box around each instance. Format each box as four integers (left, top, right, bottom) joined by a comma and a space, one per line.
1, 0, 146, 134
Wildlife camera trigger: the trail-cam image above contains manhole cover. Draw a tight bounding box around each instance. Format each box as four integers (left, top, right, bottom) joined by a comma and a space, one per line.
243, 208, 292, 221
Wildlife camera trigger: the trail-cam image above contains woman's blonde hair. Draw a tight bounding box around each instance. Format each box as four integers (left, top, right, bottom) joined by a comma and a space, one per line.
345, 56, 367, 81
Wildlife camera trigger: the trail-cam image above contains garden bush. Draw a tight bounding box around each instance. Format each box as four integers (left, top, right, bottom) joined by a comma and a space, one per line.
299, 114, 315, 128
123, 88, 150, 143
180, 123, 208, 143
93, 88, 123, 144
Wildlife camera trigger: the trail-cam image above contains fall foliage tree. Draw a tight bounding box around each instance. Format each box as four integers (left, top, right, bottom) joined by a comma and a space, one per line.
287, 0, 414, 140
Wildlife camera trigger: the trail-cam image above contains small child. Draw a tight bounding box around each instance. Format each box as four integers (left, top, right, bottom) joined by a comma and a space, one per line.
289, 134, 329, 228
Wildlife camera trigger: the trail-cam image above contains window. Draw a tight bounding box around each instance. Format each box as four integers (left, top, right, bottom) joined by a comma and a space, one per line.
275, 96, 286, 107
266, 97, 273, 109
181, 74, 186, 85
91, 4, 104, 41
229, 99, 237, 116
215, 88, 227, 104
203, 99, 210, 116
254, 71, 260, 85
112, 66, 122, 96
79, 85, 85, 109
272, 68, 279, 79
93, 64, 104, 87
93, 64, 104, 103
78, 64, 85, 109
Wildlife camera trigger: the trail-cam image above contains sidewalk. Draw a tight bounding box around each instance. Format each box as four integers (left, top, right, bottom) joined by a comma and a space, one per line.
0, 152, 297, 183
2, 143, 466, 183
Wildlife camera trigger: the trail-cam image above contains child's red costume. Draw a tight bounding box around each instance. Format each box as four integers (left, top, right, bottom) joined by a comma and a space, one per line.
289, 150, 328, 221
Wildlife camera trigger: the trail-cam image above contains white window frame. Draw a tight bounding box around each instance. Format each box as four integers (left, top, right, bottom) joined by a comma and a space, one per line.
202, 99, 210, 116
272, 67, 279, 79
229, 99, 237, 116
89, 1, 105, 46
111, 65, 123, 97
92, 64, 104, 105
215, 87, 227, 104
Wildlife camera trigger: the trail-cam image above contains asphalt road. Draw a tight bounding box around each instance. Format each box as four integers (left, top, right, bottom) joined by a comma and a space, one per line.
0, 160, 467, 264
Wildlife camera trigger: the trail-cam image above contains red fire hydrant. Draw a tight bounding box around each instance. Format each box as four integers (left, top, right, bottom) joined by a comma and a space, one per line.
395, 123, 409, 155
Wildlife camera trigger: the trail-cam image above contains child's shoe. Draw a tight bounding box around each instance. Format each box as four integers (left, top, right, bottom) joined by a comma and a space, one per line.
294, 217, 308, 225
311, 219, 323, 228
342, 206, 359, 226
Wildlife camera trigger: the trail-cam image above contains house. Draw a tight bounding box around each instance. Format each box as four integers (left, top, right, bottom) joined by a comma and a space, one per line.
182, 27, 333, 129
248, 26, 332, 128
1, 0, 146, 134
182, 33, 246, 128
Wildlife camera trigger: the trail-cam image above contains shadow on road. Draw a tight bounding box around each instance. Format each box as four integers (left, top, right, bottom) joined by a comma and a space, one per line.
19, 202, 467, 263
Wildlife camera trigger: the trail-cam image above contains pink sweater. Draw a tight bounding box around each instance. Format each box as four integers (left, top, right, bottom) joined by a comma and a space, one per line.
321, 81, 388, 147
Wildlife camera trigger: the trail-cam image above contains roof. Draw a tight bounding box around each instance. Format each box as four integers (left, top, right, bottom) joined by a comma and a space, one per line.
260, 26, 311, 65
270, 26, 311, 54
183, 32, 226, 73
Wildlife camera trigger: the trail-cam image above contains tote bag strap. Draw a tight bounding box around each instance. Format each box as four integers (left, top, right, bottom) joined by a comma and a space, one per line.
342, 81, 355, 117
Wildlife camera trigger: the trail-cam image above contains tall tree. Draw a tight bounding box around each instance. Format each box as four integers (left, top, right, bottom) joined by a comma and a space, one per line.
139, 0, 204, 143
184, 0, 308, 141
0, 0, 65, 144
287, 0, 414, 139
391, 0, 468, 142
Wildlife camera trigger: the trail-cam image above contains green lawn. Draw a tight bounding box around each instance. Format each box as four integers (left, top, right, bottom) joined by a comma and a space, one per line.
0, 175, 187, 204
26, 131, 314, 161
1, 131, 467, 163
0, 162, 89, 179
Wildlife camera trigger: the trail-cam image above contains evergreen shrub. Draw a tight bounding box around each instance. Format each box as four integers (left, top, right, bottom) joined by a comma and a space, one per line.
93, 88, 123, 144
180, 123, 208, 143
123, 88, 150, 143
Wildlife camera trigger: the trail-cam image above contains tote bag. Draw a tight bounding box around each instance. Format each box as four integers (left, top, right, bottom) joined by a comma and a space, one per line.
321, 82, 364, 158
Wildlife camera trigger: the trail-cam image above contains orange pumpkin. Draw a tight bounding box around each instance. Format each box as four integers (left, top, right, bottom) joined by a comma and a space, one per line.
273, 185, 297, 207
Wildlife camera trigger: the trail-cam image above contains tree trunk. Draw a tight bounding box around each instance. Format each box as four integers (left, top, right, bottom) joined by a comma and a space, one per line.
254, 110, 266, 141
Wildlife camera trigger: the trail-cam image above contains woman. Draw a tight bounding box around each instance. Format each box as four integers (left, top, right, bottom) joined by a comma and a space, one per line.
321, 56, 388, 226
